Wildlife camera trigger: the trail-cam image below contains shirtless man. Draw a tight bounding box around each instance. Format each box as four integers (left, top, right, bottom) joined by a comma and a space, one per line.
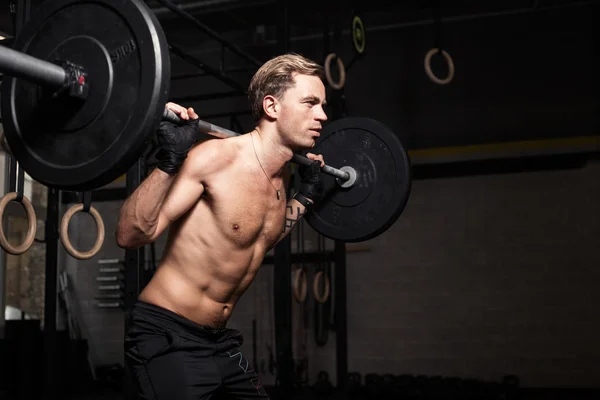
117, 53, 327, 399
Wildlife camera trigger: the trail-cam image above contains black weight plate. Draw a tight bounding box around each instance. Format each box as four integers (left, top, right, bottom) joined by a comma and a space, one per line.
1, 0, 170, 191
305, 117, 412, 242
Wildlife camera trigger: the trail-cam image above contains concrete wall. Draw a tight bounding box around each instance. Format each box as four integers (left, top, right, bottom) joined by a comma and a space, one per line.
338, 160, 600, 388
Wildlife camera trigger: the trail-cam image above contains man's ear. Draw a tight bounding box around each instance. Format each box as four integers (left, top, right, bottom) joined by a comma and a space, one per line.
262, 95, 279, 120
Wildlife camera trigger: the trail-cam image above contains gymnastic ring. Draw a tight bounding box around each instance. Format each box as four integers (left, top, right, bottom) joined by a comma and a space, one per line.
292, 267, 307, 303
60, 204, 105, 260
424, 48, 455, 85
313, 270, 331, 304
324, 53, 346, 90
352, 15, 366, 55
0, 192, 37, 255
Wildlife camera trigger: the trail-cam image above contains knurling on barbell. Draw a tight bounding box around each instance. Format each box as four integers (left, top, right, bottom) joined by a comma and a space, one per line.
60, 203, 105, 260
0, 192, 37, 255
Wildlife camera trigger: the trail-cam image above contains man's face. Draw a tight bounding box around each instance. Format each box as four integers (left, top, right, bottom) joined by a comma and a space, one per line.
276, 73, 328, 149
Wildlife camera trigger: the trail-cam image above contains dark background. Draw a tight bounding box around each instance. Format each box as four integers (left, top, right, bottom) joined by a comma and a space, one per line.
1, 1, 596, 154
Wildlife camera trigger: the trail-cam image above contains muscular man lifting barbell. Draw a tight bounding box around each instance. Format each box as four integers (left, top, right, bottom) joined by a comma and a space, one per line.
118, 53, 326, 400
0, 2, 412, 396
0, 0, 411, 255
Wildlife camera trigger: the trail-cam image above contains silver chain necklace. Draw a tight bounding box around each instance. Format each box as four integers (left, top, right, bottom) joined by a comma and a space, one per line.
250, 131, 281, 200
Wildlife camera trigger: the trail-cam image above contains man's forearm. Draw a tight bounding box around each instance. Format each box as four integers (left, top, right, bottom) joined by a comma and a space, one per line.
116, 168, 175, 248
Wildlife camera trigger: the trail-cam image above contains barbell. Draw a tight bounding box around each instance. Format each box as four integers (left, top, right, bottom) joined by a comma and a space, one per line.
0, 0, 412, 251
163, 110, 412, 242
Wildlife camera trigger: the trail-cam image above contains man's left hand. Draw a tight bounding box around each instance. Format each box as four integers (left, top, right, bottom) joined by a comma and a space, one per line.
305, 153, 325, 167
298, 153, 325, 199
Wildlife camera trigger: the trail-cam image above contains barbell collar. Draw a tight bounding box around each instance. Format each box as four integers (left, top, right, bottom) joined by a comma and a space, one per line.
0, 45, 66, 88
162, 108, 353, 184
0, 46, 89, 100
336, 166, 357, 188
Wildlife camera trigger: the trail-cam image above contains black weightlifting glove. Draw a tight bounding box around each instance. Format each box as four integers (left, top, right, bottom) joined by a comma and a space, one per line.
156, 118, 199, 174
297, 159, 321, 199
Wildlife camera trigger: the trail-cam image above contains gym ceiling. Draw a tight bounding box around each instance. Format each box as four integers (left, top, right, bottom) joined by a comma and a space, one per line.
0, 0, 589, 44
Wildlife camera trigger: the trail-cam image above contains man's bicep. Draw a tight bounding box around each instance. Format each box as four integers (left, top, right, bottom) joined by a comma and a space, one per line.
153, 140, 222, 238
153, 170, 205, 238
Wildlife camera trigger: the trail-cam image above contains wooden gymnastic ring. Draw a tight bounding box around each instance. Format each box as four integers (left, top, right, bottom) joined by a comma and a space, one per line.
313, 270, 331, 304
424, 48, 455, 85
324, 53, 346, 90
60, 204, 105, 260
292, 267, 307, 303
0, 192, 37, 255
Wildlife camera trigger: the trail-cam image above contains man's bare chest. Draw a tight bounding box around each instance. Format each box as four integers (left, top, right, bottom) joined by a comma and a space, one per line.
204, 169, 288, 247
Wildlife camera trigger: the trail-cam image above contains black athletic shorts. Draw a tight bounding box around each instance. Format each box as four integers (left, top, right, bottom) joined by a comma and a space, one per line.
124, 300, 269, 399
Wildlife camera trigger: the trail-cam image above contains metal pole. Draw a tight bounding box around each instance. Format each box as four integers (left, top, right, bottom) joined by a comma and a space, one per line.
334, 240, 348, 391
168, 44, 248, 94
43, 187, 60, 400
0, 45, 66, 88
7, 1, 60, 398
0, 156, 8, 341
331, 0, 348, 392
152, 0, 262, 68
273, 0, 293, 394
123, 159, 145, 400
170, 90, 245, 103
171, 65, 257, 80
151, 0, 275, 17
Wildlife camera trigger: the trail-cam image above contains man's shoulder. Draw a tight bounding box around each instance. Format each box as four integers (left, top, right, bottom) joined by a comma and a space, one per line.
185, 135, 243, 175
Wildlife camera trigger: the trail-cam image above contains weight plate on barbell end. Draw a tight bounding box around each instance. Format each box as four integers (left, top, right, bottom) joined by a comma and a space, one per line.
304, 117, 412, 242
1, 0, 170, 191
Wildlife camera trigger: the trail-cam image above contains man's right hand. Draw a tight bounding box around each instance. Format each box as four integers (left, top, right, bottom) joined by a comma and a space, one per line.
156, 103, 200, 174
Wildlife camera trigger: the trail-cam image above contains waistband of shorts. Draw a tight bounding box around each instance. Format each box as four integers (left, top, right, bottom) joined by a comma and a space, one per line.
130, 300, 229, 338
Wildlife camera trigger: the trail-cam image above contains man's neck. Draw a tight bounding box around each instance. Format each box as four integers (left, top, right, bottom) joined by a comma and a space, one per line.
250, 124, 292, 179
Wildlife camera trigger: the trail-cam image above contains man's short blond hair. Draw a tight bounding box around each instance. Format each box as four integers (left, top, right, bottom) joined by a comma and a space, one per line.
248, 53, 323, 121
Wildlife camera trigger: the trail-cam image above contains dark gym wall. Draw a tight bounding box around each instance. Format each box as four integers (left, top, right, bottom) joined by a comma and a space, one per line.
57, 1, 599, 390
339, 160, 600, 388
339, 6, 597, 149
168, 3, 597, 150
